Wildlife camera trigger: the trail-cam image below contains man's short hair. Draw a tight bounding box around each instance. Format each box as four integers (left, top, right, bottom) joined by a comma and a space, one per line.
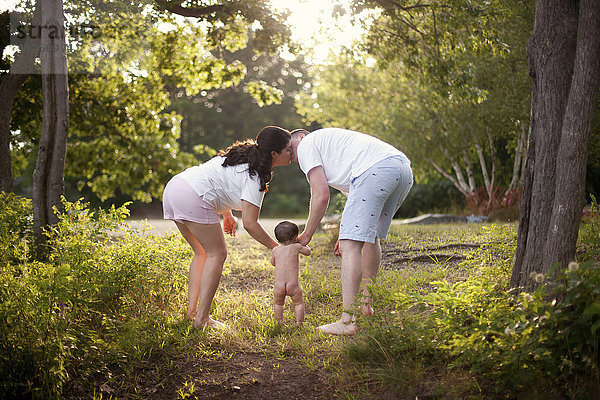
274, 220, 299, 243
290, 129, 309, 138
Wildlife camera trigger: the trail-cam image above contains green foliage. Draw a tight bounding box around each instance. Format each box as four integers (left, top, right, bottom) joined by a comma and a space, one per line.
0, 195, 191, 399
348, 224, 600, 398
579, 194, 600, 260
298, 0, 534, 197
7, 0, 294, 204
0, 192, 32, 264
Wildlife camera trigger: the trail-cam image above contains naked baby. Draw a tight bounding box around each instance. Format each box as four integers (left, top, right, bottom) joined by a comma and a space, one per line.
270, 221, 311, 326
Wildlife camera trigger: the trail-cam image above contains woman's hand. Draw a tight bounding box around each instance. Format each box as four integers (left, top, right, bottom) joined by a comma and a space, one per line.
222, 211, 236, 237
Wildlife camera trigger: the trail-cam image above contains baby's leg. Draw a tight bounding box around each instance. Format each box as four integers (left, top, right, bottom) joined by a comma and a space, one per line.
273, 284, 286, 324
288, 284, 305, 326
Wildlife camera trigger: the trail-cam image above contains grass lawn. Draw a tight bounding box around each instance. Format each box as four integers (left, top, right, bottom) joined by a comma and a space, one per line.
78, 222, 515, 399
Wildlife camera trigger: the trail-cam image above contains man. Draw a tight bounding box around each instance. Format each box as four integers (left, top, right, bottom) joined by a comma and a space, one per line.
290, 127, 413, 335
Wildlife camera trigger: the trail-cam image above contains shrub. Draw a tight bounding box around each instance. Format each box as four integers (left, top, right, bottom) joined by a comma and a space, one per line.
0, 191, 33, 264
348, 224, 600, 398
579, 194, 600, 260
395, 181, 466, 218
0, 196, 191, 399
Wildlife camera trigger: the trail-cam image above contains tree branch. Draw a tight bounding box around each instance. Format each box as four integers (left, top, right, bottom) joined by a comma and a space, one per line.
463, 148, 476, 192
156, 2, 227, 18
425, 157, 469, 195
507, 120, 527, 193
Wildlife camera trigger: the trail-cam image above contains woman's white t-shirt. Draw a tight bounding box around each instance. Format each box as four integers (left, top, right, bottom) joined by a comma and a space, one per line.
176, 156, 265, 213
297, 128, 409, 195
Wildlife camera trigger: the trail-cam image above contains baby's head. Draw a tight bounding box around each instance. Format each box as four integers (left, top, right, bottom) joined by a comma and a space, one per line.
274, 220, 299, 244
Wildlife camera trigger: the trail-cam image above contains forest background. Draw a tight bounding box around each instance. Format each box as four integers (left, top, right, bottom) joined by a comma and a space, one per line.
2, 1, 600, 398
3, 0, 598, 222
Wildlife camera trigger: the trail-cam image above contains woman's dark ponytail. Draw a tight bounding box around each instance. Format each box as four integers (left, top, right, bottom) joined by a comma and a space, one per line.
220, 126, 291, 191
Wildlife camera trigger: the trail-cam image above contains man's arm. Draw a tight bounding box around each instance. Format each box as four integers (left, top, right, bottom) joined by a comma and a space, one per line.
298, 166, 329, 245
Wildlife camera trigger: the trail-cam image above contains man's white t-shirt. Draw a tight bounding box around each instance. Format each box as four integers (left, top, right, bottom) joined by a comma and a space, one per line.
176, 156, 265, 213
297, 128, 409, 195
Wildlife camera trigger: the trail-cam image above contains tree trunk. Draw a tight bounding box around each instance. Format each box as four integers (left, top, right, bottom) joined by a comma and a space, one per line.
506, 120, 528, 194
33, 0, 69, 249
463, 149, 476, 190
511, 0, 600, 290
543, 0, 600, 267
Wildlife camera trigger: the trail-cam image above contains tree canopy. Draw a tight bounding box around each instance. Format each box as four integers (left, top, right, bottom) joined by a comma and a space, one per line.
3, 0, 296, 204
297, 0, 534, 214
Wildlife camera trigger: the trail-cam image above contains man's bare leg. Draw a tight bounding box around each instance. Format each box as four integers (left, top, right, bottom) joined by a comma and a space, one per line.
361, 238, 381, 316
317, 239, 363, 335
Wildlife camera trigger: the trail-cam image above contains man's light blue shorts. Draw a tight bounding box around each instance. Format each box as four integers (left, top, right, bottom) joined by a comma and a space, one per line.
339, 155, 413, 243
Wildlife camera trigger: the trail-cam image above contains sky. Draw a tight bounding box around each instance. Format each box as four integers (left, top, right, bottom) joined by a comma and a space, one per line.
268, 0, 368, 62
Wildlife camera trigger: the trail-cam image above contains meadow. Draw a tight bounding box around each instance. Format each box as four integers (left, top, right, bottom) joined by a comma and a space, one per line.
1, 192, 599, 399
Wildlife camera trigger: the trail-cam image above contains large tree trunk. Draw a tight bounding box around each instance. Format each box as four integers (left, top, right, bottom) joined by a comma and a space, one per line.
544, 0, 600, 266
33, 0, 69, 248
511, 0, 600, 290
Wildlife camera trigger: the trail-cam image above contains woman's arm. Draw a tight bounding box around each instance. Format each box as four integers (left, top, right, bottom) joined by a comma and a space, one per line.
241, 200, 279, 249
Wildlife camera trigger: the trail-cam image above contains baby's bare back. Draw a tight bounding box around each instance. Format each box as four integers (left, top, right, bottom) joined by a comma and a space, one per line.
272, 243, 302, 285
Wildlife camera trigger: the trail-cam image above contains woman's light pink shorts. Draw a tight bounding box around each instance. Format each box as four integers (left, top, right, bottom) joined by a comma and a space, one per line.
162, 176, 220, 224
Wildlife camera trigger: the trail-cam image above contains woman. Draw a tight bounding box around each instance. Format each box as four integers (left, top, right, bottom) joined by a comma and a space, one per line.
162, 126, 292, 328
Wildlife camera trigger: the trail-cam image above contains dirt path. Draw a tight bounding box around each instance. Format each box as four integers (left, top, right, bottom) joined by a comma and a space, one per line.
138, 352, 337, 400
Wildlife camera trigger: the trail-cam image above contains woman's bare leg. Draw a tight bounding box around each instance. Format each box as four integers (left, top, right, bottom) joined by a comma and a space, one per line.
177, 221, 227, 328
175, 222, 207, 320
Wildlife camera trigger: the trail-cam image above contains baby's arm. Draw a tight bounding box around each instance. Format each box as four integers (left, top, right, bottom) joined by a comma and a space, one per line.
298, 244, 311, 256
270, 252, 276, 266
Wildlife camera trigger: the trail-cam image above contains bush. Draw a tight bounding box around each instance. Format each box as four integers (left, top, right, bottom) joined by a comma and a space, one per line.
0, 196, 192, 399
395, 181, 466, 218
348, 224, 600, 398
0, 191, 33, 264
579, 194, 600, 260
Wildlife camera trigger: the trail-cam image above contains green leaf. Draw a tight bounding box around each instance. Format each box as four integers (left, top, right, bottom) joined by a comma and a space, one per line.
583, 302, 600, 315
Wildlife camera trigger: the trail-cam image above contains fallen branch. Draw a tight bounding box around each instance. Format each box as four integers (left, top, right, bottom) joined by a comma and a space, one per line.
390, 253, 467, 263
385, 243, 482, 254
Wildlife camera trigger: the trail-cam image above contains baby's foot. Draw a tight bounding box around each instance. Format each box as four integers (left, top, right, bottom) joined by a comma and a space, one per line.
193, 317, 227, 330
317, 320, 358, 336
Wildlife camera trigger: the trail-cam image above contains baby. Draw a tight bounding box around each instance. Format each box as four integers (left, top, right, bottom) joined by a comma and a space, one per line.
270, 221, 311, 326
